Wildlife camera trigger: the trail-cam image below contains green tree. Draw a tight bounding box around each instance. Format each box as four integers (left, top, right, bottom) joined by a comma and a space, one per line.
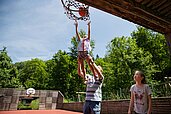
0, 47, 21, 88
131, 26, 171, 81
45, 50, 86, 100
18, 58, 49, 89
104, 36, 157, 98
49, 50, 83, 97
45, 59, 55, 89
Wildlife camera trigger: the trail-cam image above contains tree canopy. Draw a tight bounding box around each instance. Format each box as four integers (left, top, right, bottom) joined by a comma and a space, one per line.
0, 26, 171, 100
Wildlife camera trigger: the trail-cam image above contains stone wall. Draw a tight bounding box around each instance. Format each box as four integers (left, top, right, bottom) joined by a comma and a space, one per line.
62, 102, 84, 112
0, 88, 64, 111
0, 88, 20, 110
1, 88, 171, 113
62, 97, 171, 114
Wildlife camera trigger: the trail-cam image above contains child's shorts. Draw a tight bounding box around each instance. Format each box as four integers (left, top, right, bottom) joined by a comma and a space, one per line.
78, 51, 90, 59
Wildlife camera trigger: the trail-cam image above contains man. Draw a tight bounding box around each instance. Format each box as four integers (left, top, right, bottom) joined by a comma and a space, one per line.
78, 60, 104, 114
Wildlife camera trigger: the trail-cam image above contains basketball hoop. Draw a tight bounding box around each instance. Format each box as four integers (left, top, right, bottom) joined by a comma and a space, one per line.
61, 0, 90, 21
26, 88, 35, 97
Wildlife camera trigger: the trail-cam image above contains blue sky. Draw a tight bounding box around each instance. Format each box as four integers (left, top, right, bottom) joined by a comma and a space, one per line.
0, 0, 137, 63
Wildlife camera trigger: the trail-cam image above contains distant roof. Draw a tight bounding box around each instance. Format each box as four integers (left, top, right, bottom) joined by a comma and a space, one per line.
76, 0, 171, 34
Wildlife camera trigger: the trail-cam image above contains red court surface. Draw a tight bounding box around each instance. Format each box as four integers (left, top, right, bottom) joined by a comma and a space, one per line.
0, 110, 82, 114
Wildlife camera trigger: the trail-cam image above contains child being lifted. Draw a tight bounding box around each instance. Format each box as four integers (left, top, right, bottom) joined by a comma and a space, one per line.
74, 20, 96, 81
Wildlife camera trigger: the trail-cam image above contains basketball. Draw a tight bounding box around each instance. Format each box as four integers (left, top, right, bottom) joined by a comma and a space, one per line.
79, 7, 87, 17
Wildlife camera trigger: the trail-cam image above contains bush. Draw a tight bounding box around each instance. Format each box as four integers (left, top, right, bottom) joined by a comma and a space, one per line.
18, 99, 39, 110
17, 101, 32, 110
30, 99, 39, 110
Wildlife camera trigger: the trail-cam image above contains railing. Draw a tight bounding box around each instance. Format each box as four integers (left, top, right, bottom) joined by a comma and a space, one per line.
65, 83, 171, 102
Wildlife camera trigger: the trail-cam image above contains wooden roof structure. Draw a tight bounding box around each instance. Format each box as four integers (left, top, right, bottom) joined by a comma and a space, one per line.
76, 0, 171, 34
75, 0, 171, 54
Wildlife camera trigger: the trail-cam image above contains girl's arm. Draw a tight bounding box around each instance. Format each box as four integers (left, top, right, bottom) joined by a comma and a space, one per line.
147, 95, 152, 114
75, 20, 81, 41
87, 21, 91, 40
128, 91, 134, 114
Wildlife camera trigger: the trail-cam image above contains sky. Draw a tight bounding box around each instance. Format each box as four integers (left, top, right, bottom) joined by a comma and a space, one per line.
0, 0, 137, 63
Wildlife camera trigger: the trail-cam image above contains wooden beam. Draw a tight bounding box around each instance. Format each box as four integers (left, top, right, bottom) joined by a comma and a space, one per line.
133, 0, 171, 24
164, 7, 171, 17
157, 1, 171, 12
135, 0, 144, 3
146, 0, 159, 7
141, 0, 151, 5
75, 0, 171, 33
154, 0, 167, 9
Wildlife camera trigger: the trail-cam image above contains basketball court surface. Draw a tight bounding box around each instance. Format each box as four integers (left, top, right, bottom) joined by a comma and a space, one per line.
0, 110, 82, 114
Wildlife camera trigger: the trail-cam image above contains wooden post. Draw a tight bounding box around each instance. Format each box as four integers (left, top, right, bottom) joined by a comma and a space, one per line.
165, 33, 171, 55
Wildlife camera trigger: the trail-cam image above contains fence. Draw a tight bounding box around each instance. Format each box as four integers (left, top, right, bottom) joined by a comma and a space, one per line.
65, 83, 171, 102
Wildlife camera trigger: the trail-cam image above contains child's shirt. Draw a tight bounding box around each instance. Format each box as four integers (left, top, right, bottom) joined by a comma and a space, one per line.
77, 38, 91, 52
130, 84, 152, 114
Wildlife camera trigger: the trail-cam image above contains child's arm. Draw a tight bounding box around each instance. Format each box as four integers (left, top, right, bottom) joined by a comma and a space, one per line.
128, 91, 134, 114
75, 20, 81, 41
147, 95, 152, 114
87, 21, 91, 41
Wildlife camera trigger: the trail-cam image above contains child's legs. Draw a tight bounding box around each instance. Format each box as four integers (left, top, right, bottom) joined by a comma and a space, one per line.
85, 55, 96, 77
77, 58, 82, 77
78, 57, 86, 79
81, 60, 86, 79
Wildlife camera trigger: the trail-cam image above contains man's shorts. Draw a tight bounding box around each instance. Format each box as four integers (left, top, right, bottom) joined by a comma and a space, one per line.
83, 100, 101, 114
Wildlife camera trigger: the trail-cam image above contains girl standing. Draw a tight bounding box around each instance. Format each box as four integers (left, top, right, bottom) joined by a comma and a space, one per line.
128, 70, 152, 114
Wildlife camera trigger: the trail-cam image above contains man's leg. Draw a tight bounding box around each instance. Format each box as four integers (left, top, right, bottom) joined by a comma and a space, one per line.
83, 102, 91, 114
89, 101, 101, 114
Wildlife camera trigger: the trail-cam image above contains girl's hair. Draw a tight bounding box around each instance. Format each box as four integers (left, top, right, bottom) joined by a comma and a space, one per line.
137, 70, 146, 84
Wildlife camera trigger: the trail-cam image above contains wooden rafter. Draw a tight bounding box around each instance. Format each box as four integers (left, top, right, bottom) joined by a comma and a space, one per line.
75, 0, 171, 33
